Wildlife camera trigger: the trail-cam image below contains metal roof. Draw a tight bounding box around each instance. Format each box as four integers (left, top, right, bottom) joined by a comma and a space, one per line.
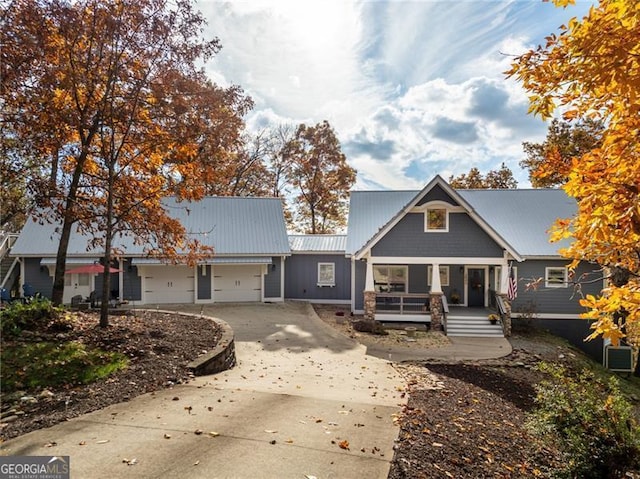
11, 197, 291, 258
345, 187, 576, 258
345, 190, 416, 256
457, 188, 576, 257
132, 256, 273, 265
40, 257, 99, 266
288, 235, 346, 253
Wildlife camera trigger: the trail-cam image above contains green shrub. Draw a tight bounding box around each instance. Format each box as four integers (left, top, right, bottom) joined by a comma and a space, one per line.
1, 341, 128, 392
527, 363, 640, 478
0, 298, 67, 336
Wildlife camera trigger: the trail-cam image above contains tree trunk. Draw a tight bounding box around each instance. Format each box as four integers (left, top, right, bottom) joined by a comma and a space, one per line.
51, 119, 100, 305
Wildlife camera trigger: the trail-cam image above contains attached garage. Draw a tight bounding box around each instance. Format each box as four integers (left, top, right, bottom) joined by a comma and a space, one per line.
213, 264, 262, 302
142, 265, 195, 304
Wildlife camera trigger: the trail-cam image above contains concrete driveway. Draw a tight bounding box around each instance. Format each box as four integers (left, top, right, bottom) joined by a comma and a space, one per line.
1, 302, 406, 478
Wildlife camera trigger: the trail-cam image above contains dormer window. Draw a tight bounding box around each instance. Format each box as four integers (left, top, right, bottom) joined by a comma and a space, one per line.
426, 208, 448, 232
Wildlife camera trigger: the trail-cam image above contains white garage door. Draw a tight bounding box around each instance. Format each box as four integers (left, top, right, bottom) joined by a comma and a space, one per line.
143, 266, 195, 304
214, 265, 261, 302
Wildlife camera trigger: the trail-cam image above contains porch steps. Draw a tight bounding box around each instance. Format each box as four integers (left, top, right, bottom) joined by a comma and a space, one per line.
446, 316, 504, 338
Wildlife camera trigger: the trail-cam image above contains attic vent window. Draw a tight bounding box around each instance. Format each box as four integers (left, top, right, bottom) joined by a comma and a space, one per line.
426, 208, 447, 232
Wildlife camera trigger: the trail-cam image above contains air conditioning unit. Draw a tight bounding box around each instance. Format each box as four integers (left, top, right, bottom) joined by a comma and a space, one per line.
604, 345, 634, 373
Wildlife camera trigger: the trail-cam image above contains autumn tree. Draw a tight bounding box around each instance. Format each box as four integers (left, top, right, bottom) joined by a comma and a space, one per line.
2, 0, 251, 326
521, 119, 604, 188
284, 121, 356, 234
449, 163, 517, 189
507, 0, 640, 345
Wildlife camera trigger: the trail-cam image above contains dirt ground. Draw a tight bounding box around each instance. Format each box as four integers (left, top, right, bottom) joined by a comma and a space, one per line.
311, 304, 606, 478
0, 310, 221, 441
2, 303, 633, 478
312, 304, 452, 350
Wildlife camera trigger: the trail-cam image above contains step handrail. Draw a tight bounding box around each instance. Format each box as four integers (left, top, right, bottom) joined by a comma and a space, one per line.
0, 257, 19, 289
0, 233, 18, 260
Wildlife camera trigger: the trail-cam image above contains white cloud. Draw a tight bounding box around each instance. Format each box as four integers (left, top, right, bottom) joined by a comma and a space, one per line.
198, 0, 595, 190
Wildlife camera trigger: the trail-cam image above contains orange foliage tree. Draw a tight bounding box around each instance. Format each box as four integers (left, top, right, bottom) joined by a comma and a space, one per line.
284, 121, 356, 234
507, 0, 640, 345
2, 0, 252, 326
521, 118, 604, 188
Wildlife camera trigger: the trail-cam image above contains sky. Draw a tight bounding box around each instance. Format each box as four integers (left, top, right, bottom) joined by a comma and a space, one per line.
197, 0, 594, 190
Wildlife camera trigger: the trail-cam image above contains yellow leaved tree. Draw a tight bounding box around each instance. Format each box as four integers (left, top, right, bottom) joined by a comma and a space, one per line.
508, 0, 640, 345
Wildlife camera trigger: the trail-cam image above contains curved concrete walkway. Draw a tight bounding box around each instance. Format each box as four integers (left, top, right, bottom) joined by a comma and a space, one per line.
365, 336, 513, 363
1, 303, 406, 479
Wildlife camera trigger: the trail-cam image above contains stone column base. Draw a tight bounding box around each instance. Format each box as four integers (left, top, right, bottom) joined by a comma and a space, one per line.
364, 290, 376, 321
497, 293, 512, 337
430, 292, 443, 331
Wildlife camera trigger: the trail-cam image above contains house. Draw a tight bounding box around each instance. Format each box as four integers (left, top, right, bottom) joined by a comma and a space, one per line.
9, 197, 290, 305
7, 176, 603, 343
345, 176, 602, 319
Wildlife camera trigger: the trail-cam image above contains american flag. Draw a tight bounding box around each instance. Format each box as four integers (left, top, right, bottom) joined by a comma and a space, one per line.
507, 264, 517, 301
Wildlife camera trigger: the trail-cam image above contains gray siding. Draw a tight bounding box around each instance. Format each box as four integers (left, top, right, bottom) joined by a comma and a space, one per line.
408, 264, 428, 293
122, 259, 142, 302
198, 265, 211, 300
372, 213, 503, 257
512, 260, 602, 315
416, 184, 459, 205
264, 257, 282, 298
514, 318, 603, 362
285, 254, 350, 301
23, 258, 53, 298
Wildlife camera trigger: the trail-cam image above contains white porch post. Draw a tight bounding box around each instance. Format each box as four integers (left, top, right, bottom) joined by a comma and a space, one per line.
118, 258, 124, 302
363, 254, 376, 320
499, 258, 509, 294
364, 255, 374, 291
430, 262, 442, 293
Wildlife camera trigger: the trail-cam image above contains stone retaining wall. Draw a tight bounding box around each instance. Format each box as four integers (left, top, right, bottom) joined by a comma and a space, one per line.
154, 310, 236, 376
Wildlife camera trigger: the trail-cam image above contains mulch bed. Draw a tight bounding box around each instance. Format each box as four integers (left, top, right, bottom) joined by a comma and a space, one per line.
389, 353, 564, 479
1, 310, 221, 441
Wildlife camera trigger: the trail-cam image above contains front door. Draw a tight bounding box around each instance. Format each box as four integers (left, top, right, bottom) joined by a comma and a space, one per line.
467, 268, 485, 307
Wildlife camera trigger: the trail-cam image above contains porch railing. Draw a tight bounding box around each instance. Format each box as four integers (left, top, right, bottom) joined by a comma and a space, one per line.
375, 293, 430, 315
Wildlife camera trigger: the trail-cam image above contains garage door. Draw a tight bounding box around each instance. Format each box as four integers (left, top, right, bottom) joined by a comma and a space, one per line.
143, 266, 195, 304
214, 265, 261, 302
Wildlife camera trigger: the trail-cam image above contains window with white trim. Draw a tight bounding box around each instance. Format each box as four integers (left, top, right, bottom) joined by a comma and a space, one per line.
426, 208, 448, 231
545, 267, 567, 288
373, 265, 407, 293
427, 265, 450, 286
317, 262, 335, 287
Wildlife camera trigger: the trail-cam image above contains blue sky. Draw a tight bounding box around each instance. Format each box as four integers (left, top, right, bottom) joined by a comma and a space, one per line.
197, 1, 594, 190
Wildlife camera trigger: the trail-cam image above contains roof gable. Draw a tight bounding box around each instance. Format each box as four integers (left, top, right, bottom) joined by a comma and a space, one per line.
349, 175, 521, 260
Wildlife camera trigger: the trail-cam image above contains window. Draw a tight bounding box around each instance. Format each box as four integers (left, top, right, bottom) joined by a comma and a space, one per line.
317, 262, 335, 287
64, 274, 71, 287
426, 208, 447, 231
427, 265, 450, 287
373, 265, 407, 293
78, 273, 90, 286
545, 267, 567, 288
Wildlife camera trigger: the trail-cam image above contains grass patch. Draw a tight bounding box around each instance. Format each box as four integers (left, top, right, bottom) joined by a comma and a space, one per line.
1, 341, 128, 393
